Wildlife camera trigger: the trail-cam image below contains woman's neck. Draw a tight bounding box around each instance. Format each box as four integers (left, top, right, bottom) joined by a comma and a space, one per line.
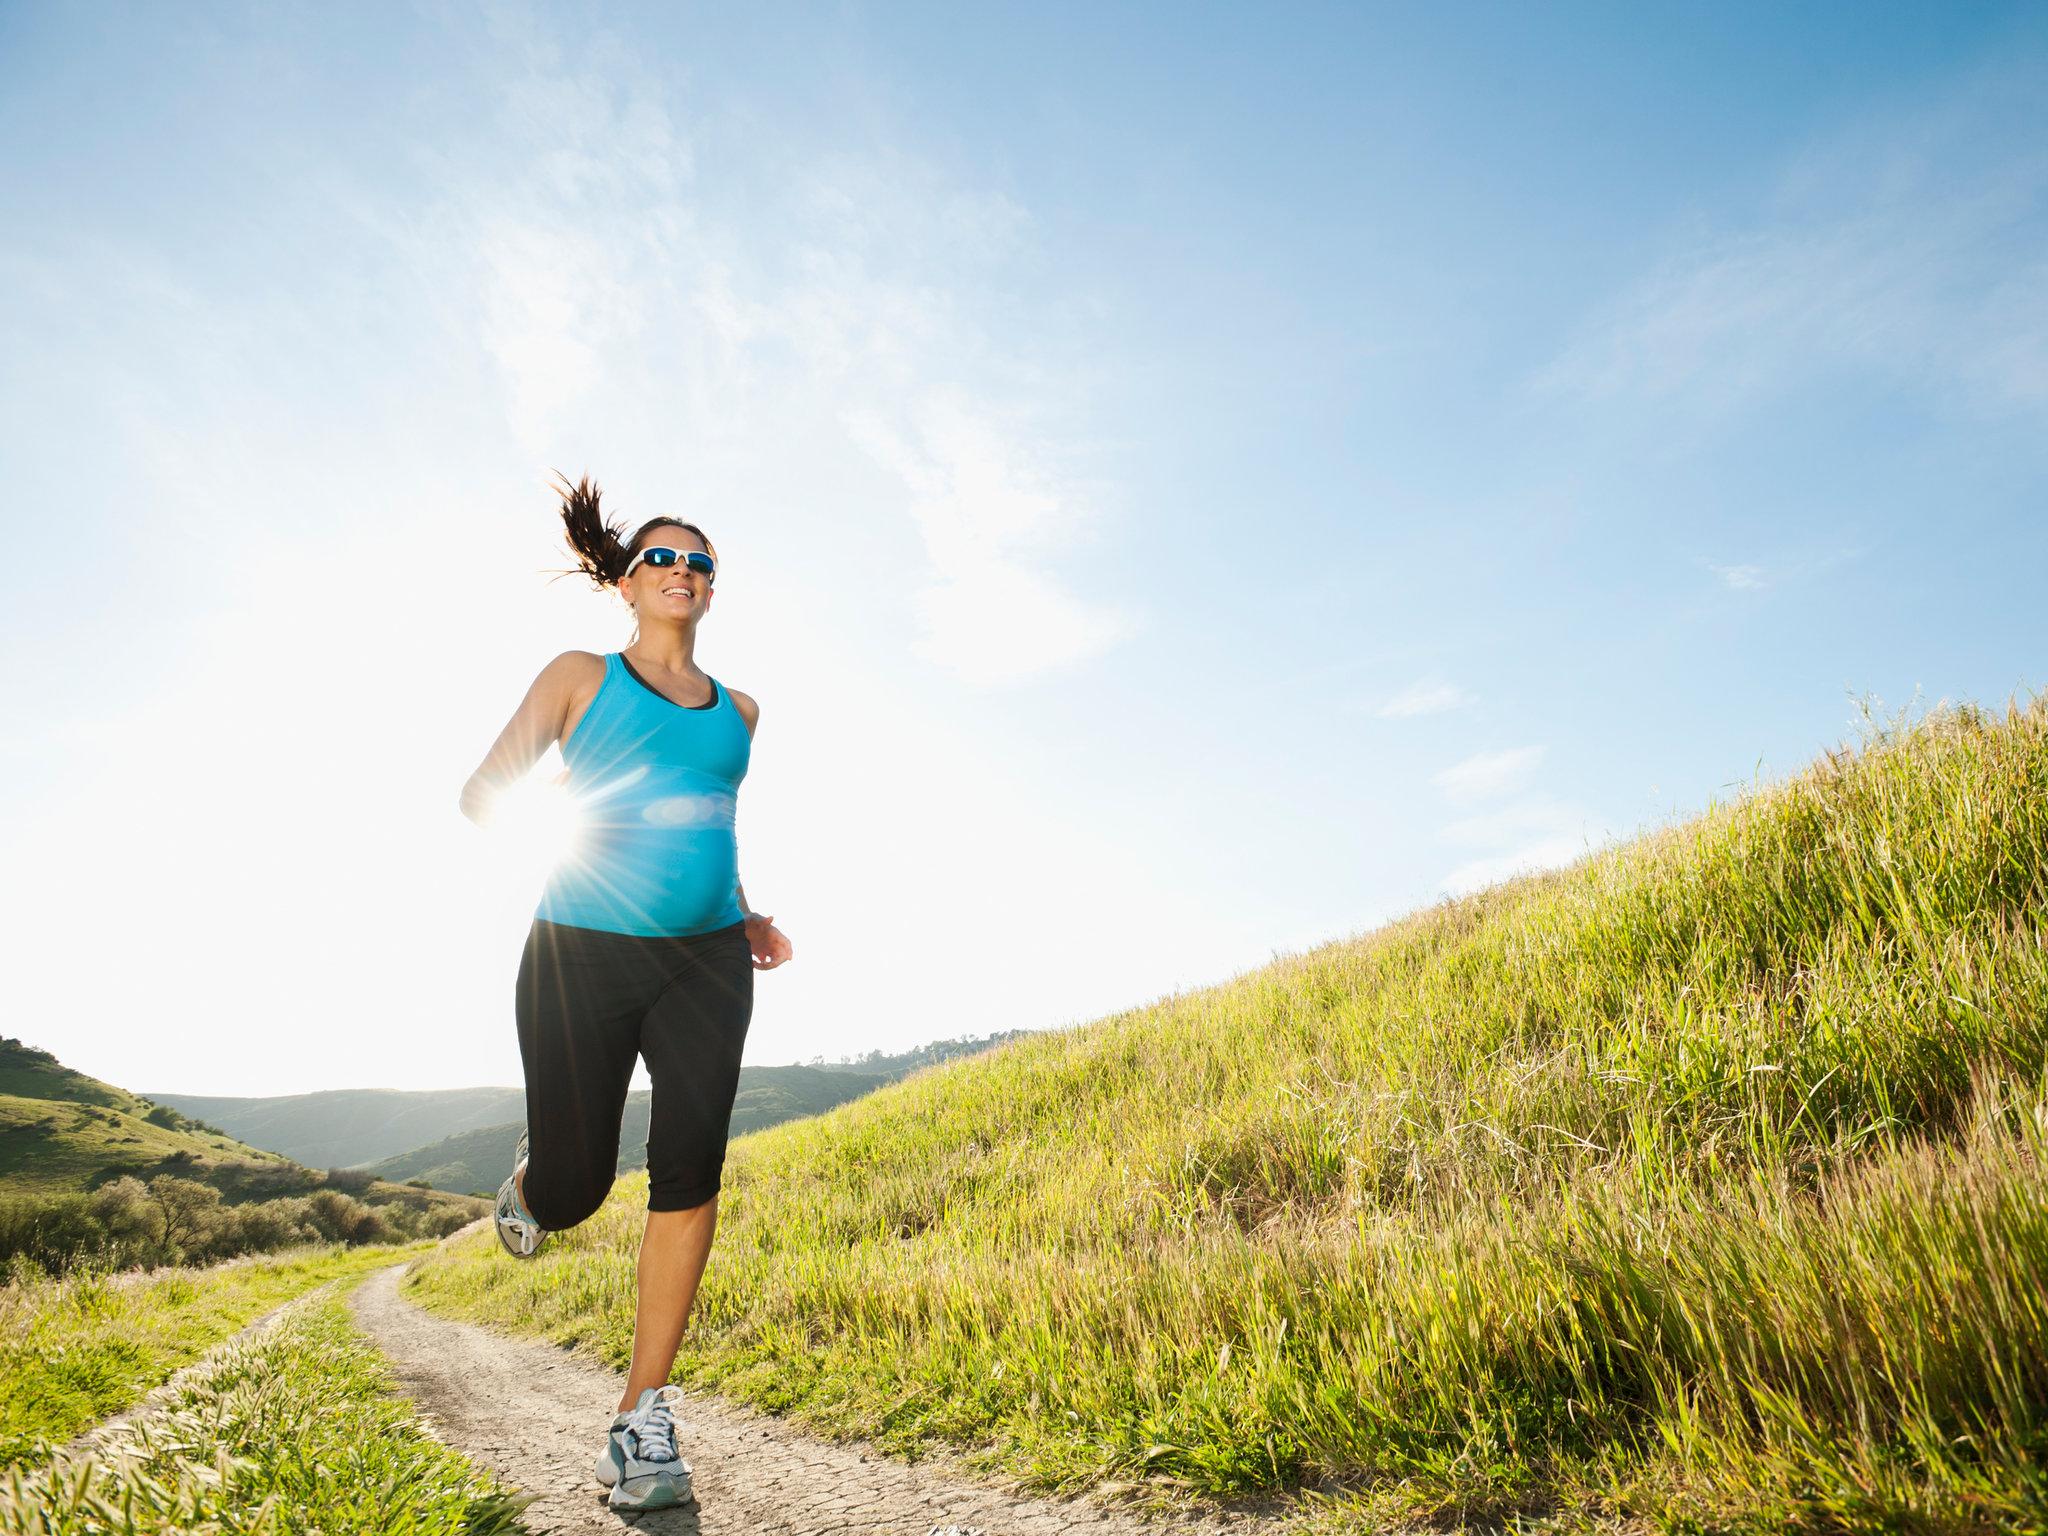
623, 632, 699, 675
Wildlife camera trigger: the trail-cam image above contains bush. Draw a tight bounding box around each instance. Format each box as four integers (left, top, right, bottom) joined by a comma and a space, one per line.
145, 1176, 224, 1263
302, 1189, 391, 1245
0, 1192, 102, 1275
321, 1166, 377, 1196
89, 1175, 166, 1257
212, 1199, 319, 1255
0, 1173, 482, 1278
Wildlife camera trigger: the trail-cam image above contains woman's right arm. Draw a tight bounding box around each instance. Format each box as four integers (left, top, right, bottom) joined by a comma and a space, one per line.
458, 652, 586, 828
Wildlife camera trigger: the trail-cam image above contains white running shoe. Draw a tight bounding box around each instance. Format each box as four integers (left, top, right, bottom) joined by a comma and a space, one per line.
493, 1128, 548, 1258
595, 1384, 695, 1510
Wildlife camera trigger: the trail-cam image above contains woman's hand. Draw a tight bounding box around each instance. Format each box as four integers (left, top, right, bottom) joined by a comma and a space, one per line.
744, 911, 793, 970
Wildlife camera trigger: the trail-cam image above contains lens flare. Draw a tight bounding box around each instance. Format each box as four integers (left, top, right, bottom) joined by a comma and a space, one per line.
489, 773, 584, 880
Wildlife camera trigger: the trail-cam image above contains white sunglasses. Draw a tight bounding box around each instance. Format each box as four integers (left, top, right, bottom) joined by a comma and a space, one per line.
623, 545, 716, 582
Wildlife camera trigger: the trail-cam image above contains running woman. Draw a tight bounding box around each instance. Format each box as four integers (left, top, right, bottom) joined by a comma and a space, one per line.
457, 474, 793, 1512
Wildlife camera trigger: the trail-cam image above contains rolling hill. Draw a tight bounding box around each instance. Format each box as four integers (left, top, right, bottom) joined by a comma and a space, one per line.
364, 1065, 891, 1194
141, 1086, 526, 1171
152, 1034, 1029, 1193
0, 1036, 301, 1195
0, 1037, 483, 1227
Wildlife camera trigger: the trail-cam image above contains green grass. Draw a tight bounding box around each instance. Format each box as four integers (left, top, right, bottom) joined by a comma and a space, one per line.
0, 1240, 435, 1468
404, 695, 2048, 1533
0, 1272, 528, 1535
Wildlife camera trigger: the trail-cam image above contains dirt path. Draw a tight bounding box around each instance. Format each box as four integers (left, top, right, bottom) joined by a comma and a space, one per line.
348, 1251, 1307, 1535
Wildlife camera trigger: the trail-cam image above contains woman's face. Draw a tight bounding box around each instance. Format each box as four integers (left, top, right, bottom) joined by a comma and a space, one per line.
624, 527, 714, 622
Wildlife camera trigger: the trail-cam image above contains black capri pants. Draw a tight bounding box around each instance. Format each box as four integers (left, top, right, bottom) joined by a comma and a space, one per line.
514, 916, 754, 1228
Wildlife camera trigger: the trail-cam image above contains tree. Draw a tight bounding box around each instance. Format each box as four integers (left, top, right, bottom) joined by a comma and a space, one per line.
146, 1175, 222, 1259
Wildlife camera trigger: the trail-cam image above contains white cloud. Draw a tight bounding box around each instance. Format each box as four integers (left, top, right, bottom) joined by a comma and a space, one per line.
845, 389, 1134, 684
1434, 745, 1545, 802
426, 16, 1130, 689
1710, 562, 1767, 591
1440, 835, 1593, 897
1378, 677, 1473, 718
1436, 794, 1614, 896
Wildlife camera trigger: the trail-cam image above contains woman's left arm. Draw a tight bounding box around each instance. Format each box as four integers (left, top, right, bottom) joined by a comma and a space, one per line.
728, 687, 792, 970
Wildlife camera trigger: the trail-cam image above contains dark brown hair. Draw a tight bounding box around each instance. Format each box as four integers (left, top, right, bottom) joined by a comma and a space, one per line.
548, 471, 719, 590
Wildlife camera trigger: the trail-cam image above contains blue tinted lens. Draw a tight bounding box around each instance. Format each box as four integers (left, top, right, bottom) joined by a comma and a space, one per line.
634, 545, 714, 577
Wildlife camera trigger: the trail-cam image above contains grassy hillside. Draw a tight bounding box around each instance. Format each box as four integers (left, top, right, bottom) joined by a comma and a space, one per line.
0, 1042, 486, 1268
0, 1092, 288, 1193
0, 1040, 303, 1197
405, 697, 2048, 1534
0, 1040, 154, 1110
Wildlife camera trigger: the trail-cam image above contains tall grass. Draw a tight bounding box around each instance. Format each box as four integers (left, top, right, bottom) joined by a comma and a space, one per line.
0, 1275, 528, 1534
0, 1241, 430, 1468
409, 695, 2048, 1532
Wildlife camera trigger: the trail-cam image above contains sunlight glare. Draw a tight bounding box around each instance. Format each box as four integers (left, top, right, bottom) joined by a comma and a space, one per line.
486, 772, 584, 885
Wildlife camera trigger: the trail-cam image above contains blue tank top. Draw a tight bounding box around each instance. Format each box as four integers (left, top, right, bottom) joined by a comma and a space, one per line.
534, 652, 751, 937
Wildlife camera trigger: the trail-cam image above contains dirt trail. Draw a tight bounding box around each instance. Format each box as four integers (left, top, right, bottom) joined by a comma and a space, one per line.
348, 1248, 1306, 1535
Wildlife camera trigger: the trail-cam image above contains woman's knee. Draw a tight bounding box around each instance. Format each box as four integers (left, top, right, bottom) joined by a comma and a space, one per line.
525, 1173, 610, 1232
647, 1182, 720, 1215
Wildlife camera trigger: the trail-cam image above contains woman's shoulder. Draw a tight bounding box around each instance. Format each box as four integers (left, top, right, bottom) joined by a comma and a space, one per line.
722, 682, 761, 734
544, 649, 609, 682
536, 650, 609, 706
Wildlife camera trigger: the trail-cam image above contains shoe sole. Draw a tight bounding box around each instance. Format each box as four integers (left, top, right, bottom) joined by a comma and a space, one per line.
608, 1473, 693, 1510
494, 1165, 547, 1258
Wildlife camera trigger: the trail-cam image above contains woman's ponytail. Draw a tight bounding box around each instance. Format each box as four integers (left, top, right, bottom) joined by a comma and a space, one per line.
549, 472, 631, 589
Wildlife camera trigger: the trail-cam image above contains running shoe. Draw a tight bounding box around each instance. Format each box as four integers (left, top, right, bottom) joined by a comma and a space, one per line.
493, 1128, 548, 1258
595, 1384, 695, 1510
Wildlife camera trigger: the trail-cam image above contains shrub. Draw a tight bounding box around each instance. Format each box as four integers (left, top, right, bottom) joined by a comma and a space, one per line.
302, 1190, 391, 1245
322, 1166, 377, 1196
144, 1177, 223, 1264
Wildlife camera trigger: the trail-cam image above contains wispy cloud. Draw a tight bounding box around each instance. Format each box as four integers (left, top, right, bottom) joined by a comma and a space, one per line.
1434, 745, 1545, 802
1437, 795, 1613, 896
1710, 562, 1767, 591
846, 390, 1134, 683
1378, 677, 1473, 718
1440, 835, 1594, 897
1532, 59, 2048, 423
437, 17, 1131, 687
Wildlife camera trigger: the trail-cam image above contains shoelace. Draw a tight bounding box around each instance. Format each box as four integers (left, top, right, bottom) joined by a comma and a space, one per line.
627, 1386, 685, 1464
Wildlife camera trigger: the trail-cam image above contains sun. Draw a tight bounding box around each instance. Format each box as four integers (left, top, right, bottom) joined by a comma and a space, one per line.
488, 771, 585, 881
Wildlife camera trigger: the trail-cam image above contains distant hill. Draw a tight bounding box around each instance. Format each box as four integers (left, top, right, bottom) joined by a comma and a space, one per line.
153, 1031, 1034, 1196
786, 1032, 1036, 1078
0, 1036, 482, 1226
367, 1065, 892, 1194
143, 1087, 526, 1171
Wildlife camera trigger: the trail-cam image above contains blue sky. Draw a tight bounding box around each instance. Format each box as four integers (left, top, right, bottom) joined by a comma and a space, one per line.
3, 2, 2043, 1095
